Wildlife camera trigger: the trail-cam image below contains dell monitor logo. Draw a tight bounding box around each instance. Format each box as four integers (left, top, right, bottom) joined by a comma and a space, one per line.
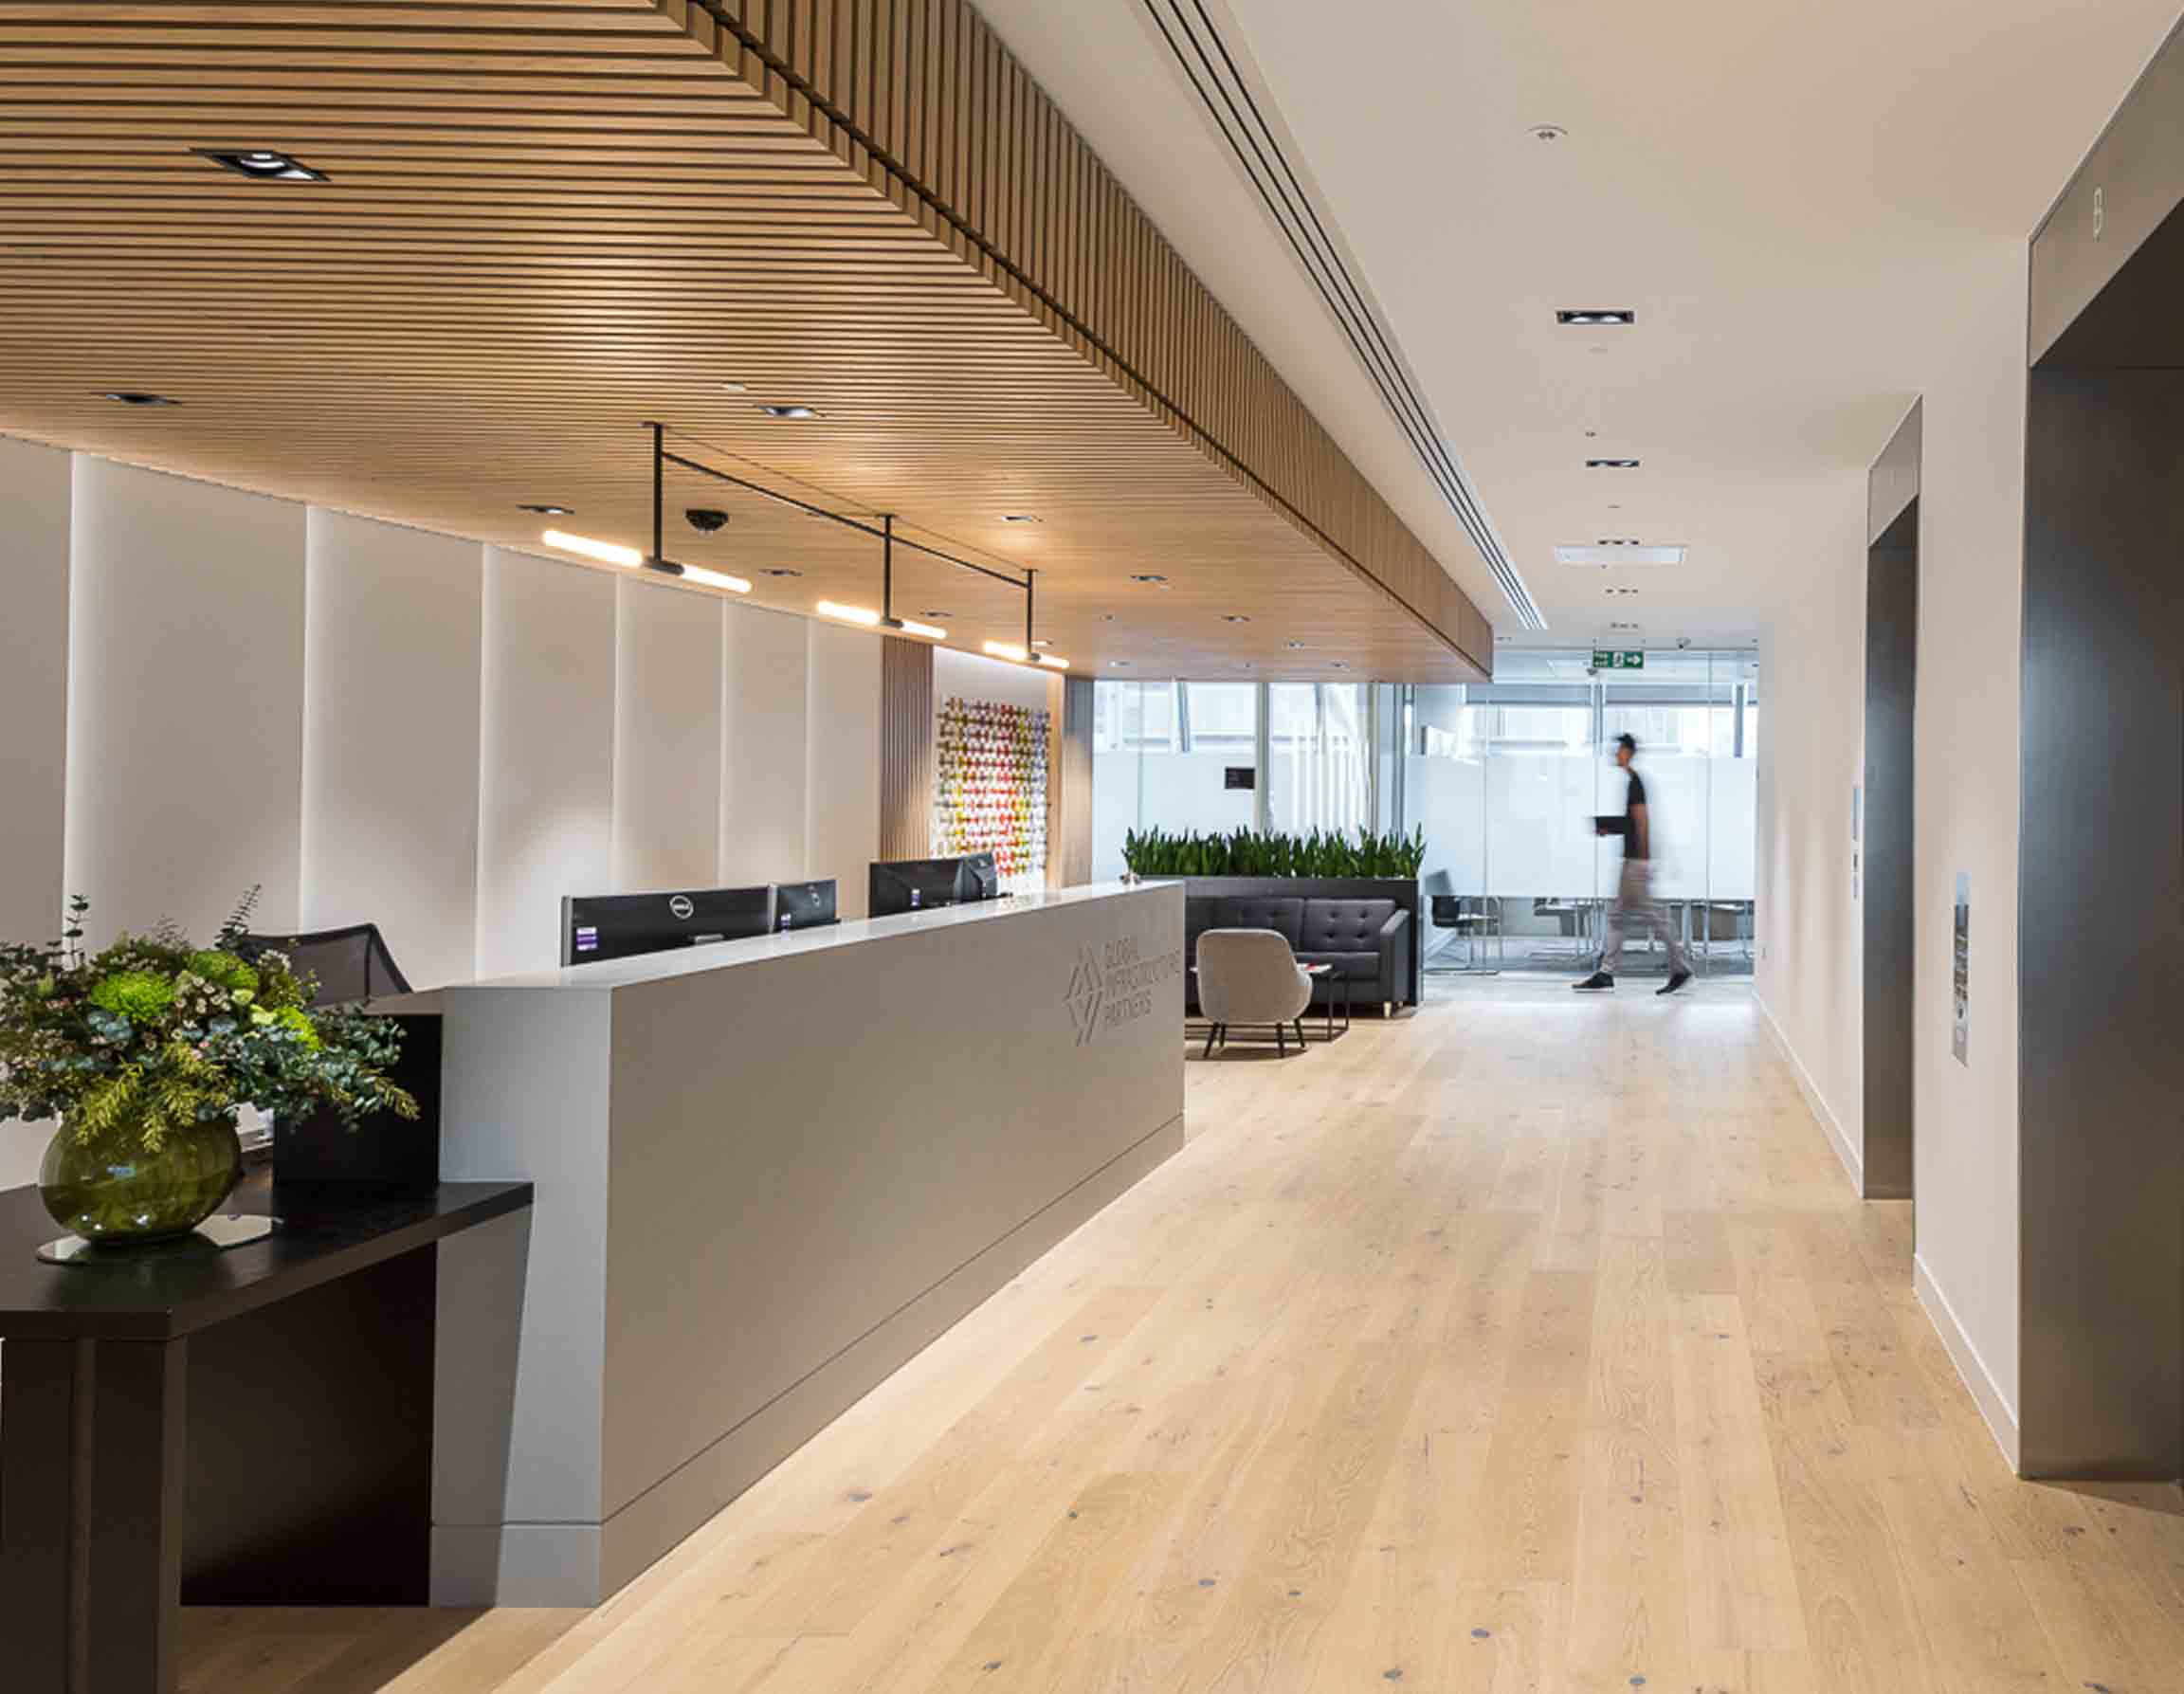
668, 894, 696, 920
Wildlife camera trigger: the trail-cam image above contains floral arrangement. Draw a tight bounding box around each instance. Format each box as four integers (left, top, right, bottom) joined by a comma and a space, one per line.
0, 889, 417, 1154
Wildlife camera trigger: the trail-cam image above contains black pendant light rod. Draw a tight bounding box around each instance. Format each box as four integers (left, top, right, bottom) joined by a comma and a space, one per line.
650, 420, 666, 569
1025, 568, 1037, 651
652, 432, 1028, 592
882, 514, 895, 623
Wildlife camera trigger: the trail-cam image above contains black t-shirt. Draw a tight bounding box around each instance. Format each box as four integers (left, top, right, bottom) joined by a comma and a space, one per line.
1623, 769, 1648, 860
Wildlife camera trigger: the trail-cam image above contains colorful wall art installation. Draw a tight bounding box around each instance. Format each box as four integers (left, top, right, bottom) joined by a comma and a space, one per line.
935, 694, 1049, 884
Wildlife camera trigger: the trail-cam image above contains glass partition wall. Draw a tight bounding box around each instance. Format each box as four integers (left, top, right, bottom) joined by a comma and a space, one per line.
1093, 652, 1758, 978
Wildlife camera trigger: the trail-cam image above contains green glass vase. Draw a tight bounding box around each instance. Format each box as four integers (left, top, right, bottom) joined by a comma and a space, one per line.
39, 1111, 243, 1247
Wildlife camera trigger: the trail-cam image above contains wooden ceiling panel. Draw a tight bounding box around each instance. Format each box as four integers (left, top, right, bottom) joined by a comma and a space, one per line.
0, 0, 1491, 681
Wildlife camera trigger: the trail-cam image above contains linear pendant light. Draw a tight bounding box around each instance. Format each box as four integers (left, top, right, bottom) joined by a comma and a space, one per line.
542, 528, 644, 569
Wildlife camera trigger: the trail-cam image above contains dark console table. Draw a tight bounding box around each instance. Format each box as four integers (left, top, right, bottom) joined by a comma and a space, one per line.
0, 1173, 532, 1694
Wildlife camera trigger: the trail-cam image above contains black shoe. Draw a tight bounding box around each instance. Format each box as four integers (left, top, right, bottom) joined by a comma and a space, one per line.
1658, 970, 1692, 996
1573, 972, 1614, 992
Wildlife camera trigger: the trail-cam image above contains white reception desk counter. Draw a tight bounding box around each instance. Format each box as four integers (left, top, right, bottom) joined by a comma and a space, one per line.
429, 880, 1185, 1605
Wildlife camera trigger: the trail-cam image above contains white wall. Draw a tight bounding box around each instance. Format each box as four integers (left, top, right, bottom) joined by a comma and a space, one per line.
475, 547, 617, 977
303, 509, 483, 992
0, 447, 885, 1039
1756, 247, 2031, 1465
0, 438, 70, 1188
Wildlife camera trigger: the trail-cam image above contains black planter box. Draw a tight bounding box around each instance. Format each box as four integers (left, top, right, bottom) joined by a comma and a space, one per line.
272, 1004, 442, 1200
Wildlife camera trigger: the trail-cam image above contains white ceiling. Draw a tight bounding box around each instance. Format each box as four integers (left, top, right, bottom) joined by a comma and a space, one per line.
972, 0, 2182, 653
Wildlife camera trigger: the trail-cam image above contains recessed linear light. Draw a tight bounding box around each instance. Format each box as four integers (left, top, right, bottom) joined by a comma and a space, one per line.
194, 148, 328, 182
1556, 309, 1635, 326
1585, 459, 1641, 469
100, 391, 178, 407
1556, 544, 1685, 567
543, 529, 643, 568
518, 503, 573, 516
757, 404, 818, 420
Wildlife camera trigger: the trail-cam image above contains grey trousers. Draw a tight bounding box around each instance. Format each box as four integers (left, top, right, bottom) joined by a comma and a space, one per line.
1599, 859, 1691, 975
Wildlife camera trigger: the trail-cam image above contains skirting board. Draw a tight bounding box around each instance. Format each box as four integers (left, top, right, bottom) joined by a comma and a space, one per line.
1914, 1251, 2022, 1472
1755, 992, 1863, 1192
433, 1110, 1186, 1606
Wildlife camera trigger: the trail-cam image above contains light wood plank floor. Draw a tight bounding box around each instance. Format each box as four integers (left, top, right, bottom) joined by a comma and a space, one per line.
183, 979, 2184, 1693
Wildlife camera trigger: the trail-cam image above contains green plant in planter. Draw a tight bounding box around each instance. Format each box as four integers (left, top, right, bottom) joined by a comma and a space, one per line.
1121, 825, 1425, 879
0, 888, 418, 1245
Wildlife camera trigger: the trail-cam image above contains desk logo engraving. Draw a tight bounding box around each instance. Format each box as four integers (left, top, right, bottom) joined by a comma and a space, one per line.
668, 894, 696, 920
1063, 935, 1181, 1046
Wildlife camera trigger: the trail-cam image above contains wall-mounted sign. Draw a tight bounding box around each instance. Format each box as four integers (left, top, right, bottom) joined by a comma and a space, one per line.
1592, 648, 1646, 670
1224, 766, 1256, 791
1952, 872, 1970, 1066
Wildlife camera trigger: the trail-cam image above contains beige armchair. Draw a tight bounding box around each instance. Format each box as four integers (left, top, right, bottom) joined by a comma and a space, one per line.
1195, 928, 1314, 1058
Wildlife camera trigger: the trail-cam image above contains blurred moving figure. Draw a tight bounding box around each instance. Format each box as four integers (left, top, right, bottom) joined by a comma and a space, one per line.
1574, 733, 1693, 995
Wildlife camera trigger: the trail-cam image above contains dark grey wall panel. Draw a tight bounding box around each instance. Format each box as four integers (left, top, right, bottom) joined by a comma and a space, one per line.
2017, 368, 2184, 1479
1864, 502, 1918, 1200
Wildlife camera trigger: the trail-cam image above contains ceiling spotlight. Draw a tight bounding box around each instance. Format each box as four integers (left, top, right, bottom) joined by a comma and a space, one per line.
543, 529, 643, 568
518, 503, 573, 516
1329, 661, 1350, 670
1130, 574, 1168, 584
1000, 514, 1041, 524
1556, 310, 1635, 326
982, 640, 1030, 663
195, 148, 328, 182
1223, 614, 1251, 624
757, 404, 819, 420
760, 567, 803, 577
1286, 641, 1307, 650
1530, 124, 1569, 143
923, 610, 953, 619
100, 391, 178, 407
816, 600, 882, 627
1586, 459, 1642, 469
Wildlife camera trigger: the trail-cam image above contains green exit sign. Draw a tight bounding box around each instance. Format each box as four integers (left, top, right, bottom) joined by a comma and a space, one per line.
1592, 648, 1646, 670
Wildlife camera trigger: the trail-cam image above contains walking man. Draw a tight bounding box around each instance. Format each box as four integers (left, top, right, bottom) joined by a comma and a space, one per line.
1574, 733, 1692, 994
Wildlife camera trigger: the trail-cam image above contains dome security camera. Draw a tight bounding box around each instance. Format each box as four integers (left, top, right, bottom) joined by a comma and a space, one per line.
684, 507, 730, 534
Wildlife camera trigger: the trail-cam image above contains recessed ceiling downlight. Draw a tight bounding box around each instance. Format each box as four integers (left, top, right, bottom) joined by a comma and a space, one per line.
757, 404, 819, 420
1130, 573, 1168, 584
100, 391, 178, 407
518, 503, 573, 516
1556, 544, 1686, 567
194, 148, 328, 182
1556, 309, 1635, 326
1585, 459, 1641, 469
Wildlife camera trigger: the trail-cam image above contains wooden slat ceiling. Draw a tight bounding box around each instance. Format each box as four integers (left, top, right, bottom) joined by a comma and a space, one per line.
0, 0, 1492, 681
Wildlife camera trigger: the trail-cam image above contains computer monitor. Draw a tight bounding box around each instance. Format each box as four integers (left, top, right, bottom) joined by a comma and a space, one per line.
774, 879, 838, 931
561, 886, 773, 965
957, 851, 1001, 902
869, 858, 969, 917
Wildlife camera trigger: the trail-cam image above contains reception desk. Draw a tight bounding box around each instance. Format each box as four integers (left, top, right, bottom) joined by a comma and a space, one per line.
429, 880, 1184, 1606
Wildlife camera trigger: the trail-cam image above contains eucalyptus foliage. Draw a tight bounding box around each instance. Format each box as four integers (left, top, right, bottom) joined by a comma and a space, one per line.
1120, 825, 1427, 880
0, 889, 418, 1153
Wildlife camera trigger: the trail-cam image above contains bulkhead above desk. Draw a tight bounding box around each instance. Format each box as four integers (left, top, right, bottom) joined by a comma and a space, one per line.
429, 880, 1186, 1606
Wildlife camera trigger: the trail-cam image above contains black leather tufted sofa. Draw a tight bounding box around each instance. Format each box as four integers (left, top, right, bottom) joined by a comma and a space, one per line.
1186, 894, 1412, 1013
